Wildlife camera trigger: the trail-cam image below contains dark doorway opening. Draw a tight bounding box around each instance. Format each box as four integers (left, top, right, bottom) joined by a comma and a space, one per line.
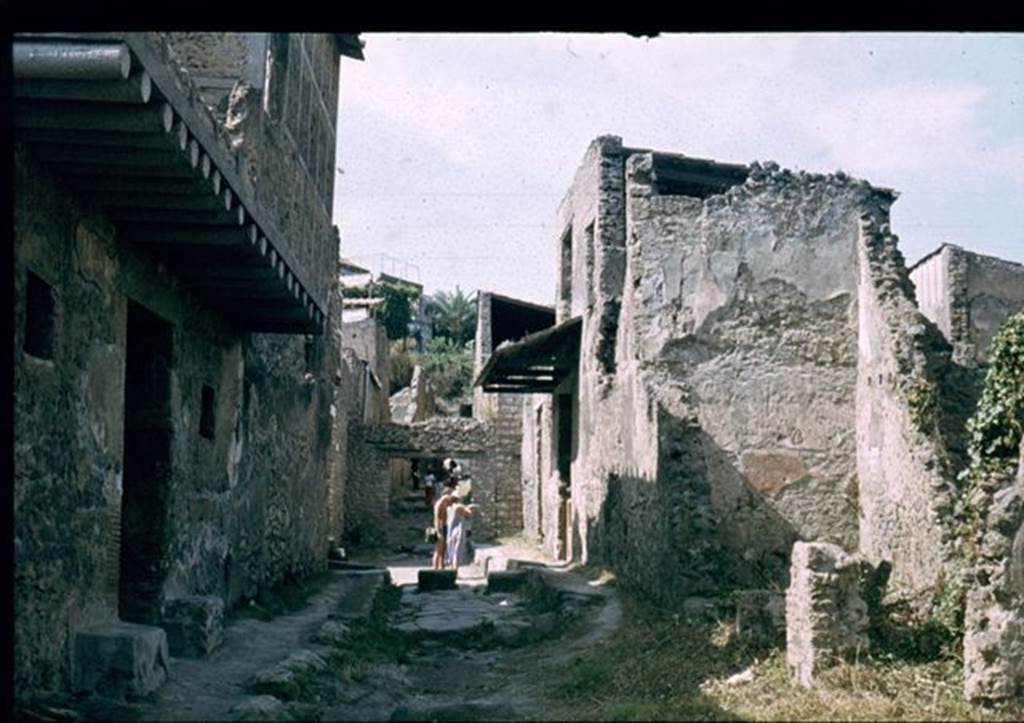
556, 391, 575, 561
119, 301, 174, 625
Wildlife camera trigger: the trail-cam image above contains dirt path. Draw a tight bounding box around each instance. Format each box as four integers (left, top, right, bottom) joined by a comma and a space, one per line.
45, 498, 623, 722
363, 541, 623, 721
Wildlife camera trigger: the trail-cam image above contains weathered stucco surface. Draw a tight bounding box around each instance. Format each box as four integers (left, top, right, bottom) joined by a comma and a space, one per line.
520, 136, 967, 607
910, 244, 1024, 368
855, 217, 963, 599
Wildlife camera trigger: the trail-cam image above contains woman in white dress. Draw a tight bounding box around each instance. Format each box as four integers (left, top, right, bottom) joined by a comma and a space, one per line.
444, 495, 475, 572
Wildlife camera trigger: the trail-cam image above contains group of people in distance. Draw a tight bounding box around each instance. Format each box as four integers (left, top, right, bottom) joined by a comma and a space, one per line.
430, 458, 477, 572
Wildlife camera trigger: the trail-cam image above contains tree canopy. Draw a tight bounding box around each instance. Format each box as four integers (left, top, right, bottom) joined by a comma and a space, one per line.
427, 287, 477, 345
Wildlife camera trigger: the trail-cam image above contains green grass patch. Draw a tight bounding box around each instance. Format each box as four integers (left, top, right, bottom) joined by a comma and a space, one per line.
260, 580, 414, 707
541, 591, 1024, 721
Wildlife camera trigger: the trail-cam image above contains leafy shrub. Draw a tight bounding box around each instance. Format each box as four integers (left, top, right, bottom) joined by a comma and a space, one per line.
963, 311, 1024, 473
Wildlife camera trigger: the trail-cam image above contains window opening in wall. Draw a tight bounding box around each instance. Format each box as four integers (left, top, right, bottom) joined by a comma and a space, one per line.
459, 403, 473, 418
23, 271, 55, 360
200, 384, 216, 439
559, 225, 573, 309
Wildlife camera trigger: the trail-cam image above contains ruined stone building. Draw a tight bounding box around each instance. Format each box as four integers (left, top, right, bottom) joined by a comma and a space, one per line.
909, 243, 1024, 369
473, 291, 557, 538
14, 32, 363, 698
478, 136, 1024, 613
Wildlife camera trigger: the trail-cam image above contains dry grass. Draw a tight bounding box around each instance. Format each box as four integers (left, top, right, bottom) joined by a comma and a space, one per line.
542, 593, 1024, 722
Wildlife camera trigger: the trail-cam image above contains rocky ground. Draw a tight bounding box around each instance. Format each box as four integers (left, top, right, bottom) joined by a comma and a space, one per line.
19, 494, 622, 722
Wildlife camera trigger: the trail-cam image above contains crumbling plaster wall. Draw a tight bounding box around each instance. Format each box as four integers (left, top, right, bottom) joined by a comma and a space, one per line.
855, 217, 962, 599
521, 394, 555, 551
14, 148, 335, 694
578, 147, 886, 601
526, 136, 963, 606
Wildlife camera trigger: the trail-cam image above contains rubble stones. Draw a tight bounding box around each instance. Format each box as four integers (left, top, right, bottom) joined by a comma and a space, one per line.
250, 650, 329, 697
160, 595, 224, 657
786, 542, 872, 688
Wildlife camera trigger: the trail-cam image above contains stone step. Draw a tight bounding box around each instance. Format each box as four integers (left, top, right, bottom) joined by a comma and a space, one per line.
417, 569, 457, 592
485, 569, 530, 594
75, 621, 169, 698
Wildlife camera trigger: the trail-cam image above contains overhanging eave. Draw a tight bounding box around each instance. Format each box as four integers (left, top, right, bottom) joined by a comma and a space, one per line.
476, 316, 581, 394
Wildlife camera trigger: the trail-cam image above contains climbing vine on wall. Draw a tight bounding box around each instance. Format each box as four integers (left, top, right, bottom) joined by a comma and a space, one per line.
963, 311, 1024, 475
939, 311, 1024, 637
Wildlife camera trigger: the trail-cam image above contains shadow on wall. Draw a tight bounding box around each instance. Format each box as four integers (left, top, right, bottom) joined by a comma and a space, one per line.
597, 409, 799, 607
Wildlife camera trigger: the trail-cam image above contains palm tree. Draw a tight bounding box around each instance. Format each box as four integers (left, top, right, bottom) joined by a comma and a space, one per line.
427, 287, 477, 345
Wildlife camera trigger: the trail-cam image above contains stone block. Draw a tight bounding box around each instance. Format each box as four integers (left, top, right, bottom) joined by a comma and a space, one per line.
160, 595, 224, 657
734, 590, 786, 643
486, 569, 529, 593
964, 477, 1024, 702
505, 558, 547, 571
417, 569, 457, 592
785, 542, 871, 688
75, 622, 169, 698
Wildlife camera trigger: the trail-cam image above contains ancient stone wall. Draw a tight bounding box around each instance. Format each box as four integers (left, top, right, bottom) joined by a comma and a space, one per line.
520, 395, 552, 549
472, 393, 525, 536
357, 418, 518, 541
963, 437, 1024, 702
14, 146, 336, 694
576, 150, 886, 602
521, 136, 968, 606
14, 31, 349, 697
786, 542, 872, 687
910, 244, 1024, 368
162, 32, 340, 313
855, 217, 962, 599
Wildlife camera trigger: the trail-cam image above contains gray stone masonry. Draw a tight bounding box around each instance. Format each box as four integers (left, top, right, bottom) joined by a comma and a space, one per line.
964, 438, 1024, 702
160, 595, 224, 657
75, 622, 169, 698
786, 541, 872, 688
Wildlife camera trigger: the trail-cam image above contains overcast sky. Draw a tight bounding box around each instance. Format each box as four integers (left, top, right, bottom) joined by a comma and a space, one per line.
333, 33, 1024, 306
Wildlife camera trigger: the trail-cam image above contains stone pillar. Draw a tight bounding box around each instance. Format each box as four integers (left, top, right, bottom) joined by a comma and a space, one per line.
786, 541, 871, 687
963, 441, 1024, 702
